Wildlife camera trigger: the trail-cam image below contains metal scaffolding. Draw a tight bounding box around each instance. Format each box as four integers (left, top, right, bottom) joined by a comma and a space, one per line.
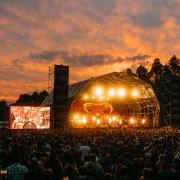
68, 72, 160, 128
48, 66, 54, 106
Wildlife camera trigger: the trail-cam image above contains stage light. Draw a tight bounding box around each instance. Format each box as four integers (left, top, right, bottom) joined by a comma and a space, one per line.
108, 89, 115, 97
99, 96, 105, 101
82, 116, 87, 124
142, 118, 145, 124
97, 119, 100, 124
92, 116, 96, 121
109, 118, 112, 124
74, 114, 79, 120
119, 119, 122, 125
112, 116, 117, 121
95, 87, 103, 96
83, 94, 89, 100
130, 118, 135, 124
131, 89, 139, 97
118, 88, 126, 97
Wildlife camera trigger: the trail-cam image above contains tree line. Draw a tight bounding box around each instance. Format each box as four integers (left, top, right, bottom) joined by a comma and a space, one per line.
15, 90, 49, 105
129, 55, 180, 126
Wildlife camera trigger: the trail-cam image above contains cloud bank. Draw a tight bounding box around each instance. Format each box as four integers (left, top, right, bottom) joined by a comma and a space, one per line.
0, 0, 180, 100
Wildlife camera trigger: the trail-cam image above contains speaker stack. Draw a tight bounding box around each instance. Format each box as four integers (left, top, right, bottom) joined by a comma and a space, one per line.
53, 65, 69, 128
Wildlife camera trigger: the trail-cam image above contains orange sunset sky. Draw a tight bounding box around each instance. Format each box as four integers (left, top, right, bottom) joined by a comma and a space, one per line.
0, 0, 180, 101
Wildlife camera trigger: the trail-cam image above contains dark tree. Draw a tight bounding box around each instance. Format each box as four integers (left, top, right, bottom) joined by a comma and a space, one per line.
16, 94, 32, 104
136, 65, 150, 83
15, 90, 49, 105
168, 55, 180, 75
151, 56, 180, 127
39, 90, 49, 103
31, 91, 39, 104
161, 65, 172, 80
150, 58, 164, 80
0, 100, 8, 122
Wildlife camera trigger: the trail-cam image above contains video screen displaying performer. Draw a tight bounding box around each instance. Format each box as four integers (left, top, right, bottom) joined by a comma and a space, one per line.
10, 106, 50, 129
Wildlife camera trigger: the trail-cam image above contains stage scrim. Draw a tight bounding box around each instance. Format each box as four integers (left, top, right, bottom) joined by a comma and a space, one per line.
10, 106, 50, 129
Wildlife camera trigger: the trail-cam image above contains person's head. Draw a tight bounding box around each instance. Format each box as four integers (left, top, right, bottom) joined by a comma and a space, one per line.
79, 166, 88, 176
116, 157, 123, 165
105, 154, 111, 160
158, 154, 166, 162
13, 155, 21, 163
104, 173, 113, 180
44, 169, 53, 180
85, 154, 96, 162
142, 168, 151, 179
173, 157, 180, 170
139, 158, 144, 166
118, 165, 127, 176
31, 157, 38, 168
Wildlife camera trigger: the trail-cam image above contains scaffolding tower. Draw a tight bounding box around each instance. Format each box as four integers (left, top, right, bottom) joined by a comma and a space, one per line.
48, 66, 54, 106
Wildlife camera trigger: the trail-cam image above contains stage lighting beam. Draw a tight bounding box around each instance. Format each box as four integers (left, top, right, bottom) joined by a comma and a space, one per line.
97, 119, 100, 124
95, 87, 103, 96
131, 89, 139, 97
108, 89, 115, 97
82, 116, 87, 124
142, 118, 145, 124
118, 88, 126, 97
119, 119, 122, 125
130, 118, 135, 124
74, 114, 79, 120
83, 94, 89, 100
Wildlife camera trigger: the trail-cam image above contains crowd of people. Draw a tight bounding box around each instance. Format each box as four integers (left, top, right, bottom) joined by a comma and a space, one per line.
0, 127, 179, 180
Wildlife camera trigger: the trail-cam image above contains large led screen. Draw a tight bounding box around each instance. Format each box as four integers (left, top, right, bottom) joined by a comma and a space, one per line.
10, 106, 50, 129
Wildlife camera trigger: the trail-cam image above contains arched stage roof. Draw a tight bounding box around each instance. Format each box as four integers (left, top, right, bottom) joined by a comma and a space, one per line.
43, 71, 159, 105
42, 71, 160, 127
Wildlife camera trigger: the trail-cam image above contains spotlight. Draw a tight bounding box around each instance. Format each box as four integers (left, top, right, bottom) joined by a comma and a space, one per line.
118, 88, 126, 97
92, 116, 96, 121
119, 119, 122, 125
109, 118, 112, 124
83, 94, 89, 100
96, 119, 100, 125
95, 87, 103, 96
142, 118, 145, 124
131, 89, 139, 97
130, 118, 134, 124
108, 89, 115, 97
82, 116, 87, 124
74, 114, 79, 120
112, 116, 117, 121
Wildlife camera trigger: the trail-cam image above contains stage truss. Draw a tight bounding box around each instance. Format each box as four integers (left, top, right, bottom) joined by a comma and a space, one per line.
48, 66, 54, 106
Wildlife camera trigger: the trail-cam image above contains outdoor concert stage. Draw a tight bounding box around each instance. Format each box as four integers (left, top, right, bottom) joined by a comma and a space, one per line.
43, 71, 160, 128
9, 69, 160, 129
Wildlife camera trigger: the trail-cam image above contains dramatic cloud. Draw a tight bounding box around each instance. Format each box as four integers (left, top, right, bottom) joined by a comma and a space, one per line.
29, 50, 150, 67
0, 0, 180, 100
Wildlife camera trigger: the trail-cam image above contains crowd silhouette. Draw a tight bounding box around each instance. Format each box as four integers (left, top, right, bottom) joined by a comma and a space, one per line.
0, 128, 179, 180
